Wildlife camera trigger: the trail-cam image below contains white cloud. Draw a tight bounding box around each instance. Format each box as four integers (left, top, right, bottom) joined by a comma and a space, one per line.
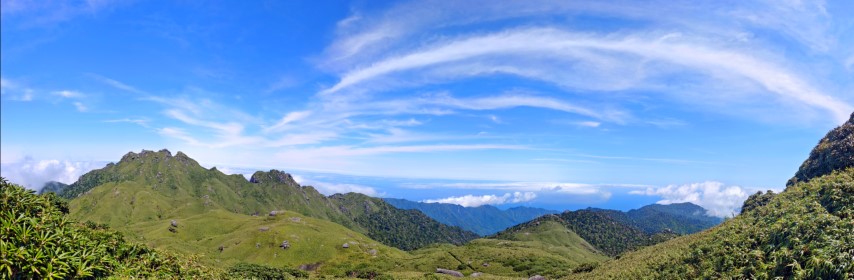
576, 121, 601, 128
291, 174, 381, 197
264, 111, 313, 133
53, 90, 84, 98
422, 191, 537, 207
0, 77, 34, 101
321, 27, 851, 123
0, 157, 104, 191
73, 101, 88, 112
846, 55, 854, 71
264, 75, 298, 93
630, 181, 757, 218
89, 74, 146, 94
104, 118, 150, 127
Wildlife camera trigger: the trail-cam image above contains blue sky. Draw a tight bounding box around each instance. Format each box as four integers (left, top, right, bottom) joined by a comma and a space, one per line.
2, 0, 853, 217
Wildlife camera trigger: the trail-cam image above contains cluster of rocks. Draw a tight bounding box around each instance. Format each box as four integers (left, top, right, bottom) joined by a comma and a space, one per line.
436, 268, 464, 277
434, 267, 546, 279
168, 220, 178, 233
279, 240, 290, 249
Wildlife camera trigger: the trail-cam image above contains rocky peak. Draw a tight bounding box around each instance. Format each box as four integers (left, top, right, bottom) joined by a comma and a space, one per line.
249, 170, 300, 187
120, 149, 174, 162
788, 112, 854, 186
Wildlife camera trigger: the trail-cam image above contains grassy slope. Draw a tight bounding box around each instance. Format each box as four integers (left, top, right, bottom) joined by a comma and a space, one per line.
68, 175, 408, 272
65, 150, 477, 252
394, 220, 608, 279
574, 168, 854, 279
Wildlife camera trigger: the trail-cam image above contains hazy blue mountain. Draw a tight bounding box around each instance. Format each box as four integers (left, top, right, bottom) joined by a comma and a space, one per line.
590, 202, 723, 235
38, 181, 69, 195
384, 198, 557, 235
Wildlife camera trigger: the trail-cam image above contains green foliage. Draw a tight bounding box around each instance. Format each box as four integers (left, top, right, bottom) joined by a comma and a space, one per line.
494, 211, 669, 257
576, 169, 854, 279
331, 193, 479, 250
0, 177, 219, 279
225, 262, 308, 279
624, 203, 722, 234
399, 221, 608, 279
741, 190, 776, 214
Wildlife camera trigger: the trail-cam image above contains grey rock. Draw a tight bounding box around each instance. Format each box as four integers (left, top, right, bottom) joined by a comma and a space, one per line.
436, 268, 463, 277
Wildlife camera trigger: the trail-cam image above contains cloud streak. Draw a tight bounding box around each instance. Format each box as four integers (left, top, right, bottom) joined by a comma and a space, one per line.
422, 191, 537, 207
322, 28, 851, 122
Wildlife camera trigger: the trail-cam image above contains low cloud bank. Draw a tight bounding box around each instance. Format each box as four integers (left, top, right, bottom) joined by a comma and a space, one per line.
422, 191, 537, 207
0, 157, 104, 191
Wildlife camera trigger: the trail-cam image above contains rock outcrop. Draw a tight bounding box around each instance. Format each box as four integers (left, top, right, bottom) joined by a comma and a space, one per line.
436, 268, 463, 277
788, 112, 854, 186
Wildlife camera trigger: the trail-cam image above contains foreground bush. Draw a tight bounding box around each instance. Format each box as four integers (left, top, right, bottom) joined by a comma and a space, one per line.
0, 178, 218, 279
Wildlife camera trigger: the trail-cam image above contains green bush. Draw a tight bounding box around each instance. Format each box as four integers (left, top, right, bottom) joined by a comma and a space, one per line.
226, 262, 305, 279
0, 177, 218, 279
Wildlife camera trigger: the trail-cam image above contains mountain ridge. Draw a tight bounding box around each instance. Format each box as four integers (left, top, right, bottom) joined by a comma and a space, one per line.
384, 198, 558, 235
61, 149, 477, 252
576, 112, 854, 279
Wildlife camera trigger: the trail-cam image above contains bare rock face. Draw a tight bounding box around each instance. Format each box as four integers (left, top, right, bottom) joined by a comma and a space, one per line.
249, 170, 300, 187
788, 112, 854, 186
436, 268, 463, 277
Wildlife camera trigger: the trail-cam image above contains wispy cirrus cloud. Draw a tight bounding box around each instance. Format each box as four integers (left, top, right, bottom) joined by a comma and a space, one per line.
0, 77, 34, 101
321, 28, 850, 122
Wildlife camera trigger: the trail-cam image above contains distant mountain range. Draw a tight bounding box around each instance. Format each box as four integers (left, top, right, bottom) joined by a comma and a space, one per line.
589, 202, 723, 235
38, 180, 69, 195
386, 198, 721, 236
58, 149, 477, 252
12, 112, 853, 278
580, 111, 854, 279
384, 198, 558, 235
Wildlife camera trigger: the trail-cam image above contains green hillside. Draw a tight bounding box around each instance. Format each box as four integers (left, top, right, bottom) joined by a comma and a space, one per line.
495, 210, 673, 257
590, 202, 722, 235
62, 149, 476, 252
37, 181, 69, 195
332, 193, 479, 250
398, 219, 608, 278
574, 112, 854, 279
67, 176, 407, 268
1, 178, 218, 279
574, 168, 854, 279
